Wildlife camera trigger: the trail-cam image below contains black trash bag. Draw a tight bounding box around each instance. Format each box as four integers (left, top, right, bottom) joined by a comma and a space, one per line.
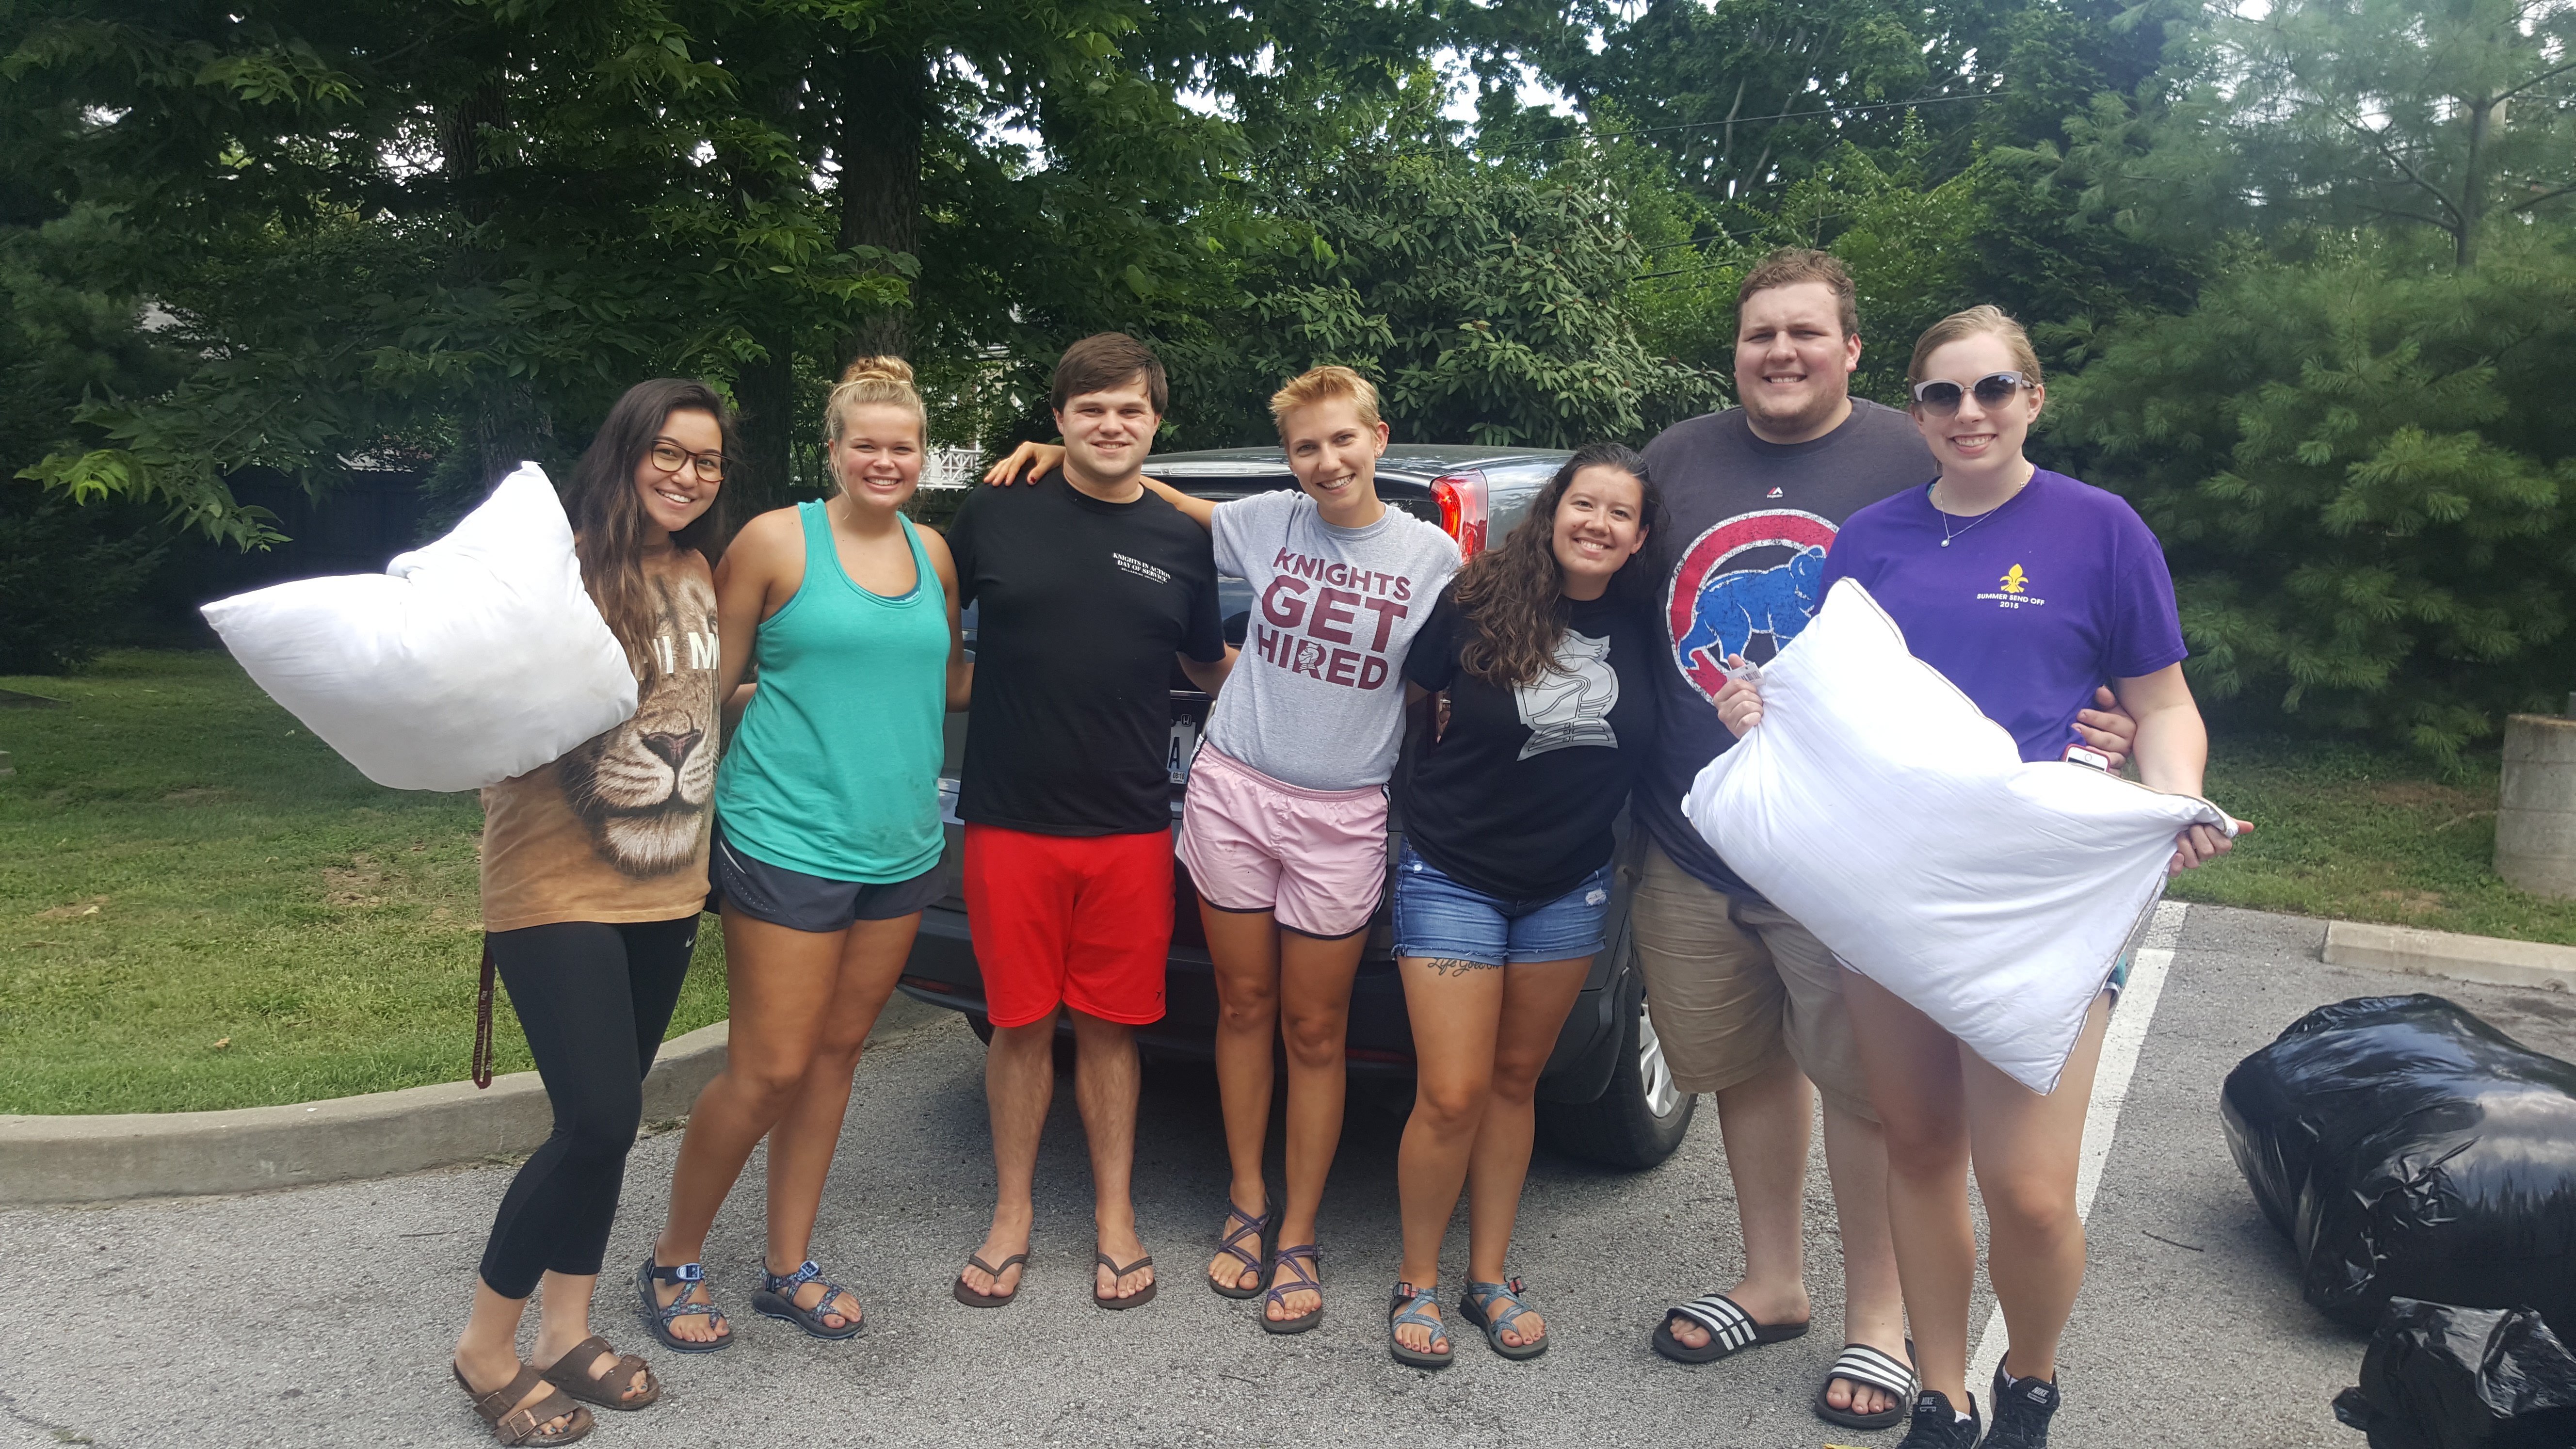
2221, 994, 2576, 1336
2332, 1299, 2576, 1449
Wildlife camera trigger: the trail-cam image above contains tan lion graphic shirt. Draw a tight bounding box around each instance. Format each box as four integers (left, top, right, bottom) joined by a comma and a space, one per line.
479, 549, 721, 932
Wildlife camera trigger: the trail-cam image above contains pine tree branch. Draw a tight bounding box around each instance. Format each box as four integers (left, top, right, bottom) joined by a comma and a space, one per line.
2329, 109, 2464, 231
2508, 182, 2576, 213
2491, 57, 2576, 109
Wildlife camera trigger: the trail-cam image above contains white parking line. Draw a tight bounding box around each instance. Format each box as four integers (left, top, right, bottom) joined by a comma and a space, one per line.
1966, 899, 2189, 1393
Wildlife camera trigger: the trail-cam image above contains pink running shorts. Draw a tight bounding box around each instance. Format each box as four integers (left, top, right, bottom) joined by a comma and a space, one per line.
1175, 744, 1388, 939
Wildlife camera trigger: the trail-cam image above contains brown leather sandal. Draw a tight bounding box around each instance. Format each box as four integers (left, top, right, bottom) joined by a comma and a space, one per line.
452, 1362, 595, 1446
539, 1335, 660, 1411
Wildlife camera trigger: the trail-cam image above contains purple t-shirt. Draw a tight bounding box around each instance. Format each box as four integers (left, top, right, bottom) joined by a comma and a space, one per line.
1818, 469, 2188, 762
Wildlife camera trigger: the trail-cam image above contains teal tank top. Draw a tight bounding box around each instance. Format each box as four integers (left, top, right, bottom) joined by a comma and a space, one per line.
715, 501, 948, 883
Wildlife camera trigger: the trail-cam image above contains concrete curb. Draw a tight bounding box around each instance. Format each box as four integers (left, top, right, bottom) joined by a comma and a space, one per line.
0, 1022, 733, 1207
2322, 918, 2576, 993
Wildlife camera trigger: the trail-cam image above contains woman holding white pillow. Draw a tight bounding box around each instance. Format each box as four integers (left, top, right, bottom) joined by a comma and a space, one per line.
1713, 306, 2238, 1449
453, 379, 733, 1446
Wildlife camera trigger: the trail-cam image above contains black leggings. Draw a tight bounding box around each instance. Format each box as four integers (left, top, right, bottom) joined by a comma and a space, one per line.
476, 916, 698, 1299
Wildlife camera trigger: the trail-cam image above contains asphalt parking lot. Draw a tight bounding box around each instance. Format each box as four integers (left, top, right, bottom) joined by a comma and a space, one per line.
4, 902, 2572, 1449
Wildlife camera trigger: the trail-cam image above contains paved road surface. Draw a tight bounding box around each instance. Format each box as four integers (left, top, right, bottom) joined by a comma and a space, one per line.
5, 902, 2573, 1449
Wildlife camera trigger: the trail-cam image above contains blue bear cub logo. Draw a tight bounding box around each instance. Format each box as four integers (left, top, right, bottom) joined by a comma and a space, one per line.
1677, 547, 1827, 675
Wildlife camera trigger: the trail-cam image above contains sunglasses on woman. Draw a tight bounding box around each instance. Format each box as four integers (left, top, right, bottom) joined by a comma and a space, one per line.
1909, 371, 2030, 414
649, 437, 726, 483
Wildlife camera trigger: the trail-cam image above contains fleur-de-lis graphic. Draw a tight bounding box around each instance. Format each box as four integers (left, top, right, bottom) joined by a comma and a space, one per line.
1999, 564, 2029, 596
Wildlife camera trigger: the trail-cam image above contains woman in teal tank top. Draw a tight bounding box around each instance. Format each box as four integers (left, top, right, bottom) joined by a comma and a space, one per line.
643, 358, 970, 1351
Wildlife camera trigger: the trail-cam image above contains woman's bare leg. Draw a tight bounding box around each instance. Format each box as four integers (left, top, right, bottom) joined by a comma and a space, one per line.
1200, 902, 1281, 1292
1388, 955, 1507, 1355
1264, 926, 1367, 1321
1965, 994, 2112, 1386
1844, 971, 1976, 1407
1461, 956, 1590, 1348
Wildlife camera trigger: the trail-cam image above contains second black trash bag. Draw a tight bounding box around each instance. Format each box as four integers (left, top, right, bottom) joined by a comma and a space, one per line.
2331, 1300, 2576, 1449
2221, 995, 2576, 1336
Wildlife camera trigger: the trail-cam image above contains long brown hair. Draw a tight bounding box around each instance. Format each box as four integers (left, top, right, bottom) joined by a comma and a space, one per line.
563, 378, 736, 669
1453, 442, 1660, 689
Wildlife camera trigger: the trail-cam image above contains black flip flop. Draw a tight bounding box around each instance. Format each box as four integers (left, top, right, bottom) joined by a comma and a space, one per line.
1094, 1251, 1157, 1310
1815, 1339, 1917, 1431
1652, 1290, 1809, 1364
952, 1251, 1028, 1308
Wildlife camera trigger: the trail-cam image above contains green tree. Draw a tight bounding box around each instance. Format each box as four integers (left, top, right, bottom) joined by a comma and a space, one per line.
2049, 231, 2576, 759
2068, 0, 2576, 270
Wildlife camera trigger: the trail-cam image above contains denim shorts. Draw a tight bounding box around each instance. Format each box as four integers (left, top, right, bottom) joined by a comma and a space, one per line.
1390, 842, 1613, 966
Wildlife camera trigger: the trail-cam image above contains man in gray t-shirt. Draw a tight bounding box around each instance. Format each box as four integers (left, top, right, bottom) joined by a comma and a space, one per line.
1206, 485, 1459, 790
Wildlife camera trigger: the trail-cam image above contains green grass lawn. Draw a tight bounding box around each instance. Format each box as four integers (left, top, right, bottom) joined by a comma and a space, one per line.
6, 650, 2572, 1114
1, 651, 728, 1115
2168, 733, 2576, 944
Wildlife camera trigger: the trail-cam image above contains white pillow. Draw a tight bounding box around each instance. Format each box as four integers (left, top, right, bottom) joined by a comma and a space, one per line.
201, 463, 639, 792
1682, 578, 2232, 1094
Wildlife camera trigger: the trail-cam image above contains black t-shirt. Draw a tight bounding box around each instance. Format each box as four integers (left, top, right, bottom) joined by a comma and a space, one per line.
1636, 401, 1933, 898
947, 470, 1225, 836
1397, 585, 1661, 901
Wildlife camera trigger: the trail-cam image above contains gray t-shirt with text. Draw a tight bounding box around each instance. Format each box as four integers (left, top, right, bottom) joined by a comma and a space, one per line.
1204, 488, 1462, 791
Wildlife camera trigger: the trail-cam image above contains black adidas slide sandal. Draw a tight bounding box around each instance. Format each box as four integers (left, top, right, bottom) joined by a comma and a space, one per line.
1651, 1291, 1809, 1364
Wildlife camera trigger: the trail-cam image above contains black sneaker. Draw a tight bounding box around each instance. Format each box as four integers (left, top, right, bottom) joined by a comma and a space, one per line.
1896, 1388, 1982, 1449
1984, 1364, 2061, 1448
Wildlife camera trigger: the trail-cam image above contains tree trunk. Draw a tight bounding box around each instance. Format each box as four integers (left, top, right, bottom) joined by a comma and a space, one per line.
439, 79, 550, 486
2459, 94, 2491, 272
730, 326, 798, 516
836, 44, 929, 365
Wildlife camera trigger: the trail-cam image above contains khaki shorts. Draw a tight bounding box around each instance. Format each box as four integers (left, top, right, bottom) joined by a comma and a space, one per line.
1629, 839, 1876, 1123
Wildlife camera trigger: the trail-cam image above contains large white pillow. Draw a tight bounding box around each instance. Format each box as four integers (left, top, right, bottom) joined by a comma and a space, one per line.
201, 463, 638, 792
1682, 578, 2232, 1094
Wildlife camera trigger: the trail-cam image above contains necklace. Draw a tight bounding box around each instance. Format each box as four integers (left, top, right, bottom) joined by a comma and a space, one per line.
1932, 472, 2031, 547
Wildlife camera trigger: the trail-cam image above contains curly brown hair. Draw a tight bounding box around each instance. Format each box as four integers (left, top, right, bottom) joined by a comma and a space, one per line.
1453, 442, 1660, 689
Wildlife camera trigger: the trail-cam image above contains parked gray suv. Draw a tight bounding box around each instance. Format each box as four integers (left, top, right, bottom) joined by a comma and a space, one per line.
893, 445, 1695, 1169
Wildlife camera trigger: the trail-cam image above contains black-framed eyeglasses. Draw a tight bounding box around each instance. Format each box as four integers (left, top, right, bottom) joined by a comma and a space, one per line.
1910, 371, 2030, 414
648, 437, 725, 483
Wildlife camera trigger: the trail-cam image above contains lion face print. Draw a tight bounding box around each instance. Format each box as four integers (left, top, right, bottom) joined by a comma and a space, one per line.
555, 568, 721, 877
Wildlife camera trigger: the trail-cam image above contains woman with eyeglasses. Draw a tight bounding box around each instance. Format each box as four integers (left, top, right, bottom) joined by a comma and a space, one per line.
1711, 306, 2234, 1449
641, 358, 970, 1354
452, 380, 732, 1446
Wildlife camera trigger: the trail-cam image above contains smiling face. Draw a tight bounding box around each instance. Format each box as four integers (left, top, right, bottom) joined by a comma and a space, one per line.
1054, 376, 1159, 486
1279, 396, 1388, 520
1734, 281, 1863, 444
1552, 465, 1651, 599
631, 406, 724, 540
1910, 331, 2045, 485
829, 401, 924, 513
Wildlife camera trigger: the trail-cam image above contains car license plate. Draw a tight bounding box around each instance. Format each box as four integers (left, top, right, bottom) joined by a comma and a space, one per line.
1167, 717, 1201, 785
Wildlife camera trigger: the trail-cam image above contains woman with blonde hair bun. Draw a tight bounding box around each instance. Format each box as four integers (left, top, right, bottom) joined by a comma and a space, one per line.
640, 355, 970, 1352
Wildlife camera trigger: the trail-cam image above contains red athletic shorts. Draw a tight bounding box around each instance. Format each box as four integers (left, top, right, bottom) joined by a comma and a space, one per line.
963, 823, 1173, 1029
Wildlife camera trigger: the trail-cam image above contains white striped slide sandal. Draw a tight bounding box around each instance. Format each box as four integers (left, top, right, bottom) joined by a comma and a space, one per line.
1814, 1339, 1917, 1431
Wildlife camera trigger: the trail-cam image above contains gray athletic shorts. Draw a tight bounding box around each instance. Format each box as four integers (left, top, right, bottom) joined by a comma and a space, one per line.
711, 827, 946, 933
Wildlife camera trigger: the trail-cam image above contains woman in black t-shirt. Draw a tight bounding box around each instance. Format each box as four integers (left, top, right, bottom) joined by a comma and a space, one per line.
1385, 442, 1662, 1368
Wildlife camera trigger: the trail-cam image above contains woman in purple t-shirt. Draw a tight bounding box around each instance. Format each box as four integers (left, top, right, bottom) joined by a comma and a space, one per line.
1712, 306, 2243, 1449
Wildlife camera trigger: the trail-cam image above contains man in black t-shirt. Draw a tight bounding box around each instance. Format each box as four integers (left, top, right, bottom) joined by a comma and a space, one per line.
946, 334, 1233, 1311
1633, 253, 2135, 1427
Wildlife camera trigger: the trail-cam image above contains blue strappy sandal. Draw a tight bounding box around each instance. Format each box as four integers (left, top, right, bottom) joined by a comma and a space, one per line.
752, 1258, 865, 1340
1460, 1277, 1549, 1361
1387, 1281, 1453, 1368
635, 1257, 732, 1354
1260, 1244, 1322, 1335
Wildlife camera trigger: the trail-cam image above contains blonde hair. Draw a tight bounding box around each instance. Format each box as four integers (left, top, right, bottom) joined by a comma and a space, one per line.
1268, 365, 1382, 438
1908, 305, 2045, 387
826, 355, 927, 444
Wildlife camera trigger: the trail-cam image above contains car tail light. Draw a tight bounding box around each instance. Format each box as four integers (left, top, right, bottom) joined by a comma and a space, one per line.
1431, 470, 1489, 558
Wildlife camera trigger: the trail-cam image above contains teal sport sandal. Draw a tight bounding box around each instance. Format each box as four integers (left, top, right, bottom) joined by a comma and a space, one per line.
1460, 1277, 1548, 1361
1387, 1281, 1453, 1368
